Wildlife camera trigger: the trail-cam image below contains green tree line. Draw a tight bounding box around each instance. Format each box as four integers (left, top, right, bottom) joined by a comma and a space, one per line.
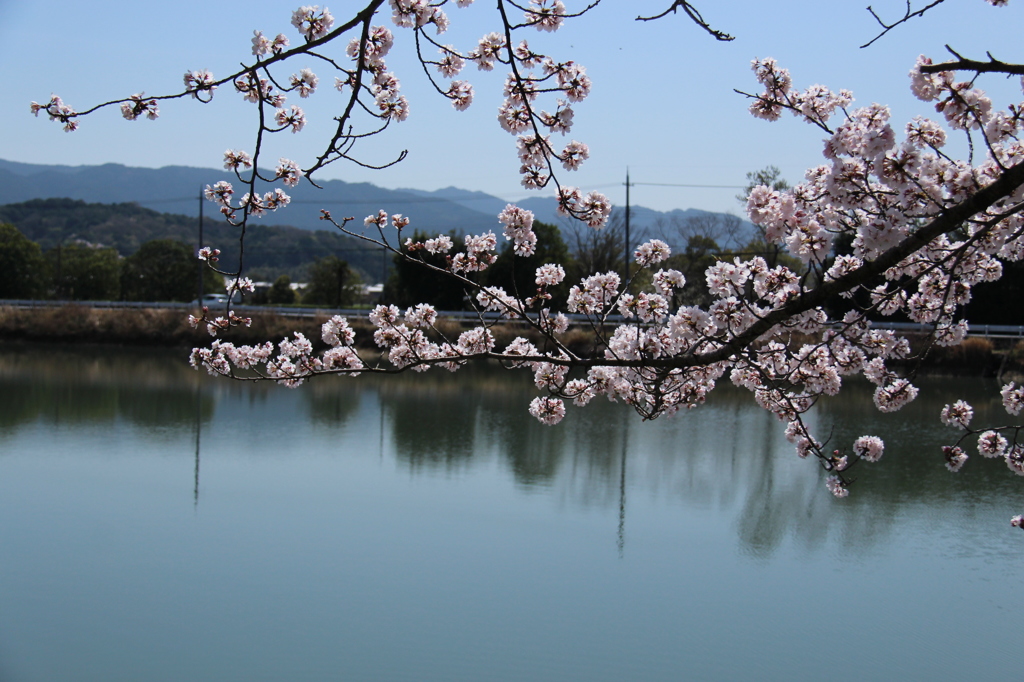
0, 221, 366, 307
0, 222, 223, 301
0, 198, 379, 284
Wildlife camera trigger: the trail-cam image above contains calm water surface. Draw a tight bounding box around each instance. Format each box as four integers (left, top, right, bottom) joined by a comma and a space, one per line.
0, 344, 1021, 681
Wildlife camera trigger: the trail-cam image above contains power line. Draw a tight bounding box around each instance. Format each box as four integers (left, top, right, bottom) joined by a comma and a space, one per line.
631, 182, 746, 189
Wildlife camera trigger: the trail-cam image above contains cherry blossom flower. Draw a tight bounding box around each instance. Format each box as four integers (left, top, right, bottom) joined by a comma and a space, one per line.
436, 47, 465, 78
322, 315, 355, 346
31, 95, 78, 131
226, 277, 255, 294
291, 6, 334, 41
423, 235, 453, 254
275, 158, 304, 186
940, 400, 973, 429
529, 396, 566, 425
853, 435, 885, 462
944, 445, 968, 473
183, 70, 217, 100
446, 81, 473, 110
825, 475, 849, 498
525, 0, 566, 32
535, 264, 565, 287
223, 149, 253, 171
469, 33, 505, 71
204, 181, 234, 207
560, 141, 588, 170
1007, 445, 1024, 476
119, 94, 159, 121
1002, 382, 1024, 416
275, 105, 306, 132
634, 239, 671, 267
978, 431, 1009, 458
289, 68, 319, 97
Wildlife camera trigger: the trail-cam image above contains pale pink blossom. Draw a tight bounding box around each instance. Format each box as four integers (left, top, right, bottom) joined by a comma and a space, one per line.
978, 431, 1008, 458
291, 6, 334, 41
525, 0, 566, 31
529, 396, 566, 425
940, 400, 973, 428
1007, 445, 1024, 476
535, 264, 565, 286
289, 69, 319, 97
275, 158, 304, 186
944, 445, 968, 472
853, 435, 884, 462
223, 149, 253, 171
1002, 382, 1024, 416
825, 475, 849, 498
275, 105, 306, 132
120, 93, 159, 121
634, 239, 671, 267
447, 81, 473, 110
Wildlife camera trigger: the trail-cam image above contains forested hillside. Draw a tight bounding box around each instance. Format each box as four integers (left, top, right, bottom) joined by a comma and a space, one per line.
0, 198, 382, 282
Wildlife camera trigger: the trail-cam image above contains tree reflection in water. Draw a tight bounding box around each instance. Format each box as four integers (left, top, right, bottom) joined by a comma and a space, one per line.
1, 344, 1018, 556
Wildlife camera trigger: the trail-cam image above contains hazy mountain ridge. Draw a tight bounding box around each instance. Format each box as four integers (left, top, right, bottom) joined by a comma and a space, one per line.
0, 160, 501, 236
1, 159, 752, 248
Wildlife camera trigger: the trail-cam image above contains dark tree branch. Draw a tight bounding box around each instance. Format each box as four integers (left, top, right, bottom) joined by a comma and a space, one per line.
861, 0, 947, 48
636, 2, 734, 41
920, 46, 1024, 76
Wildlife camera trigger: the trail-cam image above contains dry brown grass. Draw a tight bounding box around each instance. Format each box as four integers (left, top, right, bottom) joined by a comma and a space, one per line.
9, 305, 999, 376
0, 305, 600, 355
901, 334, 997, 375
0, 305, 201, 345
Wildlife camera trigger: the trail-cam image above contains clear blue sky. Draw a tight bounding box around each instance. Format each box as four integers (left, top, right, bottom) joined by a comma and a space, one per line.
1, 0, 1020, 215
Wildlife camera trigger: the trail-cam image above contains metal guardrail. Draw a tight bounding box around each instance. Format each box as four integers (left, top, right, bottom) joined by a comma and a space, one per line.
3, 299, 1024, 337
0, 298, 367, 319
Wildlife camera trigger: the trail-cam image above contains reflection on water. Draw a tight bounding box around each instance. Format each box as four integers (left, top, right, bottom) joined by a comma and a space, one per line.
0, 344, 217, 429
1, 344, 1019, 556
1, 344, 1022, 682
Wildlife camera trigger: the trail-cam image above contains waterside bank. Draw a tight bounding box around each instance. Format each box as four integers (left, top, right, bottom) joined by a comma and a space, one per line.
1, 303, 1020, 378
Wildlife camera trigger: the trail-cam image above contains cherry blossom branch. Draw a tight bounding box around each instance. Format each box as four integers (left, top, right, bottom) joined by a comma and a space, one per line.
41, 0, 1024, 514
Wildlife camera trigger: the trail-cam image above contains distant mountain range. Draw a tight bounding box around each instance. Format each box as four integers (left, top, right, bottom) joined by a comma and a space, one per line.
0, 159, 751, 247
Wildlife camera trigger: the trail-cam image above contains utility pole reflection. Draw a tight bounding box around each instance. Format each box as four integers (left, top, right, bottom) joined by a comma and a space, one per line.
194, 381, 202, 507
617, 410, 628, 558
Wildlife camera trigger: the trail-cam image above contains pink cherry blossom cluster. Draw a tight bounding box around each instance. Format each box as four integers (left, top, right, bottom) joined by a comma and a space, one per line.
291, 6, 335, 41
119, 94, 159, 121
30, 95, 78, 132
935, 380, 1024, 496
183, 70, 217, 101
252, 30, 290, 57
203, 180, 291, 222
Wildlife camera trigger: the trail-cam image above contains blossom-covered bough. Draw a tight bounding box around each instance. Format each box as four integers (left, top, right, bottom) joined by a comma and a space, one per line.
34, 0, 1024, 519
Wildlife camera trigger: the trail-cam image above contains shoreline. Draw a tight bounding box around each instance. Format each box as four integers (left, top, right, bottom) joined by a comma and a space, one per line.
2, 303, 1021, 379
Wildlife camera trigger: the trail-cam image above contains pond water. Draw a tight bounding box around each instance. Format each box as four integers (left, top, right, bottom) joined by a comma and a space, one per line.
0, 344, 1021, 681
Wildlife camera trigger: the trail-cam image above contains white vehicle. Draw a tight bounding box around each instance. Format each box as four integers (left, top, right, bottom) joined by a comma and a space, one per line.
191, 293, 231, 307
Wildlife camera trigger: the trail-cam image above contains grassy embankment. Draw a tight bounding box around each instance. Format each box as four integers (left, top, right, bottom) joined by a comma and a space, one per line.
0, 304, 594, 356
1, 303, 1021, 378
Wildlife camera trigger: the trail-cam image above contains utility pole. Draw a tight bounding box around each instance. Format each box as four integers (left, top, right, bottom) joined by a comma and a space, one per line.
197, 187, 205, 303
624, 168, 632, 281
381, 238, 387, 302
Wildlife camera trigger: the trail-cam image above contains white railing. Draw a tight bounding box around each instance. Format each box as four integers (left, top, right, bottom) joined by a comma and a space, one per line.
2, 299, 1023, 337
